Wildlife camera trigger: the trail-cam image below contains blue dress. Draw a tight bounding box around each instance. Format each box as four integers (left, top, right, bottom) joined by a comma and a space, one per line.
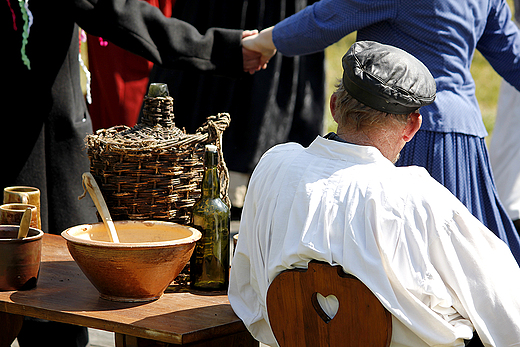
272, 0, 520, 263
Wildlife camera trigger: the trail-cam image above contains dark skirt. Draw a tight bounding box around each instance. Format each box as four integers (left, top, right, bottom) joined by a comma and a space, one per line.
396, 129, 520, 265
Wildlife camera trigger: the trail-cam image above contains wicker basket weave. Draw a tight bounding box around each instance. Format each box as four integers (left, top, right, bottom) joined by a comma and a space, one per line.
85, 95, 230, 226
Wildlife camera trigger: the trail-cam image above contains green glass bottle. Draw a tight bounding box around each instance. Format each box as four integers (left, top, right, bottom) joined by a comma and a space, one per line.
190, 144, 230, 290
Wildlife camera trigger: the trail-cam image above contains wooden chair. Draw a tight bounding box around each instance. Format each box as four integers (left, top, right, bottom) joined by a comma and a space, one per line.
266, 261, 392, 347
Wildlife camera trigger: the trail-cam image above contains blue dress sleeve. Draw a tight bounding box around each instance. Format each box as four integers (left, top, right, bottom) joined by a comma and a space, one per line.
477, 0, 520, 92
272, 0, 397, 56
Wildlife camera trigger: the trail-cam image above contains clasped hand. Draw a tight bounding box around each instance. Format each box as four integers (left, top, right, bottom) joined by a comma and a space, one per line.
242, 27, 277, 74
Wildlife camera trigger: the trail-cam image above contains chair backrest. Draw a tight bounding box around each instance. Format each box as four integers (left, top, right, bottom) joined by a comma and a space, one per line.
266, 261, 392, 347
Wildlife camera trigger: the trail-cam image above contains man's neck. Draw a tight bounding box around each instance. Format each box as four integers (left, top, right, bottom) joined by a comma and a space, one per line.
335, 131, 373, 147
334, 128, 403, 163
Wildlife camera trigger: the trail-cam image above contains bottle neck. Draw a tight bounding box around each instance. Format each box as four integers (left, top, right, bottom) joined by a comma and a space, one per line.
201, 152, 220, 199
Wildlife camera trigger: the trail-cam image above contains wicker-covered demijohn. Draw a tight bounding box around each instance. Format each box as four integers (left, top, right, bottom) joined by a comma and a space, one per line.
85, 93, 230, 226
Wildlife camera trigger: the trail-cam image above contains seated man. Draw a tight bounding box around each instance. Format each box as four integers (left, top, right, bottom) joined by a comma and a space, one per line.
228, 41, 520, 346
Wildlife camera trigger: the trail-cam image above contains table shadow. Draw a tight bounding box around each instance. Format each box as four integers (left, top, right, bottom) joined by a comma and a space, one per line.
8, 260, 146, 311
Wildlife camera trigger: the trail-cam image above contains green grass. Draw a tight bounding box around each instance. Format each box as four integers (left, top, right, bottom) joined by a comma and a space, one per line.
323, 0, 516, 138
323, 33, 356, 134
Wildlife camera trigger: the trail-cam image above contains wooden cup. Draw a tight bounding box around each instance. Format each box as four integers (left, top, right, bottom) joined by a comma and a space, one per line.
0, 204, 39, 230
3, 186, 41, 229
0, 226, 43, 290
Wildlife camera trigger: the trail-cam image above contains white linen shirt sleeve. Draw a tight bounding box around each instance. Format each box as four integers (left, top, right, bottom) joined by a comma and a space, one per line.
229, 143, 304, 347
381, 166, 520, 346
428, 203, 520, 346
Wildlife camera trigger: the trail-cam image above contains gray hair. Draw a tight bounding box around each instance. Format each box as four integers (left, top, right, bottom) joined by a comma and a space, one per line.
332, 81, 415, 131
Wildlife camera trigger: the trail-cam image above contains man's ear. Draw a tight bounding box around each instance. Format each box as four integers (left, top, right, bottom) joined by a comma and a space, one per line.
330, 94, 339, 124
403, 113, 422, 142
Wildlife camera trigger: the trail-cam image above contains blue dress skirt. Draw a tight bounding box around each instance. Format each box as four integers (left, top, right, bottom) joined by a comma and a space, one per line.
395, 129, 520, 265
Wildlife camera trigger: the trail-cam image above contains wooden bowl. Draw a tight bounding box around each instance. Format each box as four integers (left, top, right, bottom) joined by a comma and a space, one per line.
0, 226, 43, 291
61, 220, 201, 302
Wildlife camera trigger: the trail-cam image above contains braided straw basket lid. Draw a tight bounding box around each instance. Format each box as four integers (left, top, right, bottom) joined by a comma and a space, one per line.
85, 94, 230, 226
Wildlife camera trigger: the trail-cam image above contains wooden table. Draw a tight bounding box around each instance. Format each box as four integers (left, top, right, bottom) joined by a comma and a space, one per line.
0, 234, 258, 347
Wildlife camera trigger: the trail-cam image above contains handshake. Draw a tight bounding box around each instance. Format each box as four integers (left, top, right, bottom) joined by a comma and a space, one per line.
241, 27, 277, 74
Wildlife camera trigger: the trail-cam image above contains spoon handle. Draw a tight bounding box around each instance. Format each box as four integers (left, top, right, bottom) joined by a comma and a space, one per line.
18, 207, 32, 239
82, 172, 120, 243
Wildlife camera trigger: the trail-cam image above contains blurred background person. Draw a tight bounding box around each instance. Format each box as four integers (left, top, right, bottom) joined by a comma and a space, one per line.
87, 0, 174, 130
145, 0, 325, 215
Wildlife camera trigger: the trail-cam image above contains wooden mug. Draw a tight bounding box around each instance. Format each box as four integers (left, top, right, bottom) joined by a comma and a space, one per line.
3, 186, 41, 229
0, 203, 39, 230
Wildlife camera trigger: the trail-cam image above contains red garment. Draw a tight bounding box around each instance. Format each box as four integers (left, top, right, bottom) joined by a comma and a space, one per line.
87, 0, 173, 131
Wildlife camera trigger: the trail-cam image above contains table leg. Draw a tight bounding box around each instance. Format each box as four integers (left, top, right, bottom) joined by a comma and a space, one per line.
0, 312, 24, 347
115, 331, 259, 347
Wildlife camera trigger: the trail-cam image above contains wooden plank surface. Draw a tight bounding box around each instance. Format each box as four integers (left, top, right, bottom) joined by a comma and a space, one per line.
0, 234, 247, 345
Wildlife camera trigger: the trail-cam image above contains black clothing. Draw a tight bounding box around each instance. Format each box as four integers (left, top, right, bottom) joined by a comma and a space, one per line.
147, 0, 325, 174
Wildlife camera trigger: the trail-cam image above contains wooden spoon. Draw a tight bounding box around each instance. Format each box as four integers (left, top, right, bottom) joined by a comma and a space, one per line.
81, 172, 120, 243
17, 207, 32, 239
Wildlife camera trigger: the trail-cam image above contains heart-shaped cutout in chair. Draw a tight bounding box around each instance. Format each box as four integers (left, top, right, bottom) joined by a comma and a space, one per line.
312, 292, 339, 323
267, 261, 392, 347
